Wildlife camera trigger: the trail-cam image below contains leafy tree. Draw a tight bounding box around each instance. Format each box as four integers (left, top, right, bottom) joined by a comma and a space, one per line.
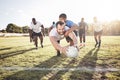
22, 26, 29, 33
1, 29, 6, 33
6, 23, 14, 33
6, 23, 22, 33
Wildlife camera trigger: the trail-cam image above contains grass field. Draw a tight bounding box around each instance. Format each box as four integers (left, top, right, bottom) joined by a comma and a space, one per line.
0, 36, 120, 80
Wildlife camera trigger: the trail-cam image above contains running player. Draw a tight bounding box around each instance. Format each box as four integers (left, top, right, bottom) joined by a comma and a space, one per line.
29, 18, 45, 49
93, 17, 103, 48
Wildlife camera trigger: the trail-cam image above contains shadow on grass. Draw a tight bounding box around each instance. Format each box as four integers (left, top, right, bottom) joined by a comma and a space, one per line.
47, 48, 100, 80
3, 48, 100, 80
0, 44, 32, 53
47, 58, 77, 80
4, 56, 64, 80
0, 48, 36, 59
69, 48, 99, 80
0, 47, 12, 51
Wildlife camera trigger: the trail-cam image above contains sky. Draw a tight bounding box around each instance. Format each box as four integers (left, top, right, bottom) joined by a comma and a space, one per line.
0, 0, 120, 29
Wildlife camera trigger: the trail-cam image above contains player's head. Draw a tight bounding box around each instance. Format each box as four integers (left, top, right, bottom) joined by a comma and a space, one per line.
52, 21, 55, 24
32, 18, 36, 24
59, 13, 67, 22
56, 21, 65, 35
81, 18, 84, 22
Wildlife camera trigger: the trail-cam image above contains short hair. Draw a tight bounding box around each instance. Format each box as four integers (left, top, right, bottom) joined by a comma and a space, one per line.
81, 17, 84, 20
52, 21, 55, 24
59, 13, 67, 18
56, 21, 65, 28
32, 18, 36, 20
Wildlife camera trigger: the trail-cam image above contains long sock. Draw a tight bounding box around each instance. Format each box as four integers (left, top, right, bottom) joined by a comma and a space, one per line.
41, 40, 43, 45
98, 40, 101, 48
95, 38, 98, 44
95, 38, 98, 47
83, 34, 85, 43
80, 36, 82, 43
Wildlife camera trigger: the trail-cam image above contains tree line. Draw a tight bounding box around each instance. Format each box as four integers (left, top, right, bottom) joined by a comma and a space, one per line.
0, 23, 29, 33
0, 20, 120, 36
87, 20, 120, 36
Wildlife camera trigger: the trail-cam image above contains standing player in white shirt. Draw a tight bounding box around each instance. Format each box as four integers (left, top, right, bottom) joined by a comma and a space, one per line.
93, 17, 103, 48
29, 18, 45, 49
49, 21, 78, 56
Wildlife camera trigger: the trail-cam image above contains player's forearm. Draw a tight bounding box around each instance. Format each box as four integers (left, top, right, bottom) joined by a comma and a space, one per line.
68, 32, 78, 46
65, 25, 78, 37
41, 25, 45, 35
42, 29, 45, 35
69, 25, 78, 32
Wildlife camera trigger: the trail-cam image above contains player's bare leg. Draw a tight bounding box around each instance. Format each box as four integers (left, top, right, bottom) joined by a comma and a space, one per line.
98, 35, 101, 48
39, 35, 43, 48
33, 36, 38, 49
94, 35, 98, 48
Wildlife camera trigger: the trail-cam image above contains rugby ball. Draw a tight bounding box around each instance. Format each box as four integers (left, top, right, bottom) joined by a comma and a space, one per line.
66, 46, 78, 57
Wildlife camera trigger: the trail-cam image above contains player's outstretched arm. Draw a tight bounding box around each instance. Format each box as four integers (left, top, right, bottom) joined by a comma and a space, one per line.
49, 36, 67, 54
68, 31, 78, 46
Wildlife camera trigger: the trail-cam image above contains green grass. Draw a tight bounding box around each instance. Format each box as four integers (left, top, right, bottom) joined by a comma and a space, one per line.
0, 36, 120, 80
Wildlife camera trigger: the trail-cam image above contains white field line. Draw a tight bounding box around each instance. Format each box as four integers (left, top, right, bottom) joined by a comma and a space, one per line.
0, 67, 119, 72
0, 33, 29, 37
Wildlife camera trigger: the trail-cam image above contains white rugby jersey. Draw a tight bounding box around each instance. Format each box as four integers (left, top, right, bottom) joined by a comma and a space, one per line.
30, 21, 42, 33
49, 26, 69, 41
93, 22, 103, 32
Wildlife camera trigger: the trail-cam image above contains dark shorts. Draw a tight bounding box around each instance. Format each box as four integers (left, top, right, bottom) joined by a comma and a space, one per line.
79, 30, 85, 36
94, 30, 103, 36
66, 36, 73, 42
79, 32, 85, 36
32, 32, 42, 37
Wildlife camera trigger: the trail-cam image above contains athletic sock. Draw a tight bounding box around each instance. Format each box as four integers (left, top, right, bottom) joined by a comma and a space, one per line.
98, 40, 101, 48
95, 38, 98, 47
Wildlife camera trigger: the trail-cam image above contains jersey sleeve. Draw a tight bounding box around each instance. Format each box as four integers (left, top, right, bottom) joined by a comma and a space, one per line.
66, 20, 75, 28
49, 28, 56, 36
37, 21, 42, 27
